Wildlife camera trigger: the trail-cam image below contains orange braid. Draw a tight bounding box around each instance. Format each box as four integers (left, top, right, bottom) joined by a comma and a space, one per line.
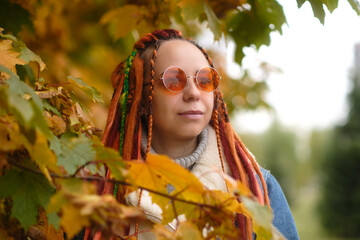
224, 121, 249, 187
216, 90, 269, 205
212, 91, 231, 192
145, 41, 159, 159
102, 63, 125, 146
218, 91, 230, 122
236, 135, 270, 206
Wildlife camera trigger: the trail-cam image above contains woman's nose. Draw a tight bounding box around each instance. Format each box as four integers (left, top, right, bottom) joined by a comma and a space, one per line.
183, 76, 201, 101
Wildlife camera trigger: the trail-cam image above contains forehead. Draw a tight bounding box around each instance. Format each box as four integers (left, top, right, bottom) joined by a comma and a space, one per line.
154, 40, 210, 74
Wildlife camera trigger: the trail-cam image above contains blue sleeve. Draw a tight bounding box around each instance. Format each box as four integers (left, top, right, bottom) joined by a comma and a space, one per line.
261, 169, 300, 240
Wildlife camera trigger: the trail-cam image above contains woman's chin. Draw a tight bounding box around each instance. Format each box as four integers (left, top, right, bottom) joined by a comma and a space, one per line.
173, 127, 206, 140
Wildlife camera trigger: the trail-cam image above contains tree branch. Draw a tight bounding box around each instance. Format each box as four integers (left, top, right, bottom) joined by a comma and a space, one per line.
8, 160, 219, 211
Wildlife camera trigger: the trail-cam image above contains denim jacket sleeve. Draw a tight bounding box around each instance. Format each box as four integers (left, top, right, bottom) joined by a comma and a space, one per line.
258, 168, 300, 240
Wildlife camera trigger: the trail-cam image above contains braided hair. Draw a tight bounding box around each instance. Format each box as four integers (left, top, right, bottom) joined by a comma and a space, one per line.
94, 29, 270, 240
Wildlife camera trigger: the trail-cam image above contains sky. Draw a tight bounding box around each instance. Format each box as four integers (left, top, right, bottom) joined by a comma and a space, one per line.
203, 0, 360, 134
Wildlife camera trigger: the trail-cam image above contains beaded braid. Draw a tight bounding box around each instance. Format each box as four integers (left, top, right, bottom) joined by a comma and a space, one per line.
218, 91, 230, 122
211, 91, 230, 192
145, 40, 160, 159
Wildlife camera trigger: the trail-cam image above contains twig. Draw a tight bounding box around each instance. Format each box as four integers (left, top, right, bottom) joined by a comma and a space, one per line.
8, 160, 219, 211
70, 160, 99, 177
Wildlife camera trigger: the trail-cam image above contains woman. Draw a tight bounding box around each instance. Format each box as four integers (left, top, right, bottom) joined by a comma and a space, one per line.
86, 29, 299, 240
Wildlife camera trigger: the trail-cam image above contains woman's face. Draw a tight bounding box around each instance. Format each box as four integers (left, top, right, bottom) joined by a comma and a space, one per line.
148, 39, 214, 142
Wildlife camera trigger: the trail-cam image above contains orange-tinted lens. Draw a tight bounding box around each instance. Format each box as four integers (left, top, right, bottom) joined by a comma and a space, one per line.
163, 67, 187, 92
197, 67, 220, 92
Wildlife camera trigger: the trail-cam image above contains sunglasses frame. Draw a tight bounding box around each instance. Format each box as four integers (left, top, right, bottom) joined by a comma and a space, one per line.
160, 66, 221, 93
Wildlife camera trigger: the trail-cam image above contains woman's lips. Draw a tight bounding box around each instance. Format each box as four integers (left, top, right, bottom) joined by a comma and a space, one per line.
178, 111, 203, 119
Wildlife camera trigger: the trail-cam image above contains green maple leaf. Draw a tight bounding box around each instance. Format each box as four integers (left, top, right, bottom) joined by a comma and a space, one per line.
50, 133, 95, 175
95, 144, 126, 180
326, 0, 339, 12
0, 169, 55, 230
348, 0, 360, 15
226, 0, 286, 63
308, 0, 325, 24
0, 65, 38, 123
0, 65, 51, 138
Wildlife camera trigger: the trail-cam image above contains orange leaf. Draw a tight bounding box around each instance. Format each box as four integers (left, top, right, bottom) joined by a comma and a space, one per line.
0, 40, 26, 75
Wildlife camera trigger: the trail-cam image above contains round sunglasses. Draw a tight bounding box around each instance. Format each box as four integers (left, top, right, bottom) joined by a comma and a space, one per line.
159, 66, 221, 93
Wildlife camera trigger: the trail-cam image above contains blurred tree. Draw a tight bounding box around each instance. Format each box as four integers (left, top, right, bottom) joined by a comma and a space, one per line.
319, 44, 360, 238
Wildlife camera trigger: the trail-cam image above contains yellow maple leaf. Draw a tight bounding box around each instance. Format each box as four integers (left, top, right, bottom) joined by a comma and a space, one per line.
127, 154, 207, 224
61, 204, 90, 238
0, 39, 26, 74
0, 117, 27, 152
127, 154, 205, 202
206, 190, 245, 214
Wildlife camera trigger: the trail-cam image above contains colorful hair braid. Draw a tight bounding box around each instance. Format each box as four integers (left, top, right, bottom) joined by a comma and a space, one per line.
87, 29, 270, 240
113, 50, 137, 197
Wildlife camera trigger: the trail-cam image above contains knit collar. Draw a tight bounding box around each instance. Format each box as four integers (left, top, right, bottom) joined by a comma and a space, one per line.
140, 127, 208, 169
